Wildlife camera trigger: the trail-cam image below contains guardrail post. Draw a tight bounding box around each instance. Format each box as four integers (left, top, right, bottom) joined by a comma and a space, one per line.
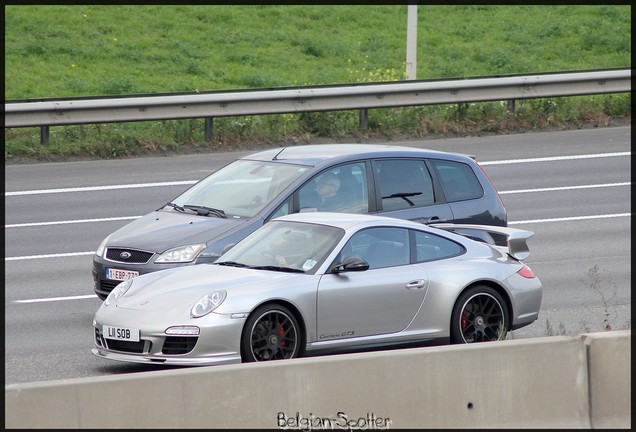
40, 126, 49, 146
204, 117, 213, 142
359, 108, 368, 130
507, 99, 516, 115
458, 103, 467, 121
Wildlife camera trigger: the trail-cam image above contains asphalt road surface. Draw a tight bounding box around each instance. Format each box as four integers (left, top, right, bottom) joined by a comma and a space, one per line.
4, 126, 631, 385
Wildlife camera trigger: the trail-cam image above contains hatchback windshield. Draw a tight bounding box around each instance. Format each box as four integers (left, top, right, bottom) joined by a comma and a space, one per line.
172, 160, 310, 218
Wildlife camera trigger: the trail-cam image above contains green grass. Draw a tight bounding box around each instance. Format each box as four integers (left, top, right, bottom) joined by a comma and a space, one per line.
4, 5, 632, 161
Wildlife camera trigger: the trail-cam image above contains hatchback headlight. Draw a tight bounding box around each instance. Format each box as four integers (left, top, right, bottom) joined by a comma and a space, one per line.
155, 244, 206, 263
95, 234, 111, 258
191, 290, 227, 318
102, 279, 133, 307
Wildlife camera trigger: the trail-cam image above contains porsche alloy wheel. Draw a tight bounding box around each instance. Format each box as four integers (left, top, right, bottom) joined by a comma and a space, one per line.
450, 286, 509, 344
241, 304, 301, 362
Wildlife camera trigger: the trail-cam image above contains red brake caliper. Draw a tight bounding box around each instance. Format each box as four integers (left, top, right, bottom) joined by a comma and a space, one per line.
461, 311, 468, 331
277, 322, 285, 347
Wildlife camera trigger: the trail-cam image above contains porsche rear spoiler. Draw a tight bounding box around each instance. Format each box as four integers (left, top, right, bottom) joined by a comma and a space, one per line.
430, 223, 534, 261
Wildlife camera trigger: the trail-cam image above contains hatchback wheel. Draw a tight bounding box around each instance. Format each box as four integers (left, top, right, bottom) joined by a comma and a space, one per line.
450, 285, 508, 343
241, 304, 301, 362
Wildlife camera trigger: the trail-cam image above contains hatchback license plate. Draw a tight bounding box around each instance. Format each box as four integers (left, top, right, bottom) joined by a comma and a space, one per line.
106, 268, 139, 281
103, 325, 140, 342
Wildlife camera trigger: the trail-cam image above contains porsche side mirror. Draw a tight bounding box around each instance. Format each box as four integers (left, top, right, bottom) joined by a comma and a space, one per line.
330, 255, 369, 274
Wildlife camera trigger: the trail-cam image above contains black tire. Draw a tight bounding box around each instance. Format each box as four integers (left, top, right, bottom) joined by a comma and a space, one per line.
240, 304, 302, 362
450, 285, 509, 344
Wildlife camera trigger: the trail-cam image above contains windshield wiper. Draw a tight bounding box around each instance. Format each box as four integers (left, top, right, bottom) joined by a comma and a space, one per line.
183, 204, 227, 218
251, 265, 305, 274
163, 202, 186, 212
381, 192, 422, 206
215, 261, 249, 268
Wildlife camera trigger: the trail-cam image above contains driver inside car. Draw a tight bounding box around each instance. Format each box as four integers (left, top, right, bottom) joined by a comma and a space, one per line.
269, 231, 309, 268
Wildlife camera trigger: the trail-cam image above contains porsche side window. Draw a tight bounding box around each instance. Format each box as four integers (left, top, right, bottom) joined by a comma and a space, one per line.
375, 159, 434, 211
429, 159, 484, 202
413, 230, 465, 262
342, 227, 410, 269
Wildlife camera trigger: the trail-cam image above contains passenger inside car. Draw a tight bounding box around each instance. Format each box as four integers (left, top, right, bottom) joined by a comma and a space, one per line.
299, 172, 347, 212
299, 166, 368, 214
315, 172, 344, 211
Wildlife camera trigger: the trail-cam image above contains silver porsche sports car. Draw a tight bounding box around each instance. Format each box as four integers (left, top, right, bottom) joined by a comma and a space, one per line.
92, 212, 542, 366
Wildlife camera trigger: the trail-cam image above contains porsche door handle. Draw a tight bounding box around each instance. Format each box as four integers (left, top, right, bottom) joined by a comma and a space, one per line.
406, 280, 426, 290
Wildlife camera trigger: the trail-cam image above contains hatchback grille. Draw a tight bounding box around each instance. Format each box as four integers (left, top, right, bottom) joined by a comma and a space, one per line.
105, 248, 154, 264
162, 336, 198, 355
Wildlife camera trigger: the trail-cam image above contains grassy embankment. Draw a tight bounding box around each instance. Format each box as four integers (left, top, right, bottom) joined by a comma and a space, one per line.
4, 5, 631, 162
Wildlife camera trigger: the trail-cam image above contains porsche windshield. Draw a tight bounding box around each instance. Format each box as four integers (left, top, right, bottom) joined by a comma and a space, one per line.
171, 160, 310, 218
217, 220, 345, 274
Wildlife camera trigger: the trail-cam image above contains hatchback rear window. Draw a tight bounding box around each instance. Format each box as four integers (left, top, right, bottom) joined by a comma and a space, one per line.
429, 159, 484, 202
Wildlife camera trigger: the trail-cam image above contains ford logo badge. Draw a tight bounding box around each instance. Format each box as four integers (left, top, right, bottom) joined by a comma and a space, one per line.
120, 251, 132, 259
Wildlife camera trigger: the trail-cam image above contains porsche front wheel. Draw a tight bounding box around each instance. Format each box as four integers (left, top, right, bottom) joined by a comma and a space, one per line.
241, 304, 301, 362
450, 285, 509, 344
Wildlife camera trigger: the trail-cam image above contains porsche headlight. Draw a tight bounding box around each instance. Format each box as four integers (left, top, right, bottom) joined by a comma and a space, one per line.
191, 290, 227, 318
102, 279, 133, 307
155, 244, 206, 263
95, 234, 111, 258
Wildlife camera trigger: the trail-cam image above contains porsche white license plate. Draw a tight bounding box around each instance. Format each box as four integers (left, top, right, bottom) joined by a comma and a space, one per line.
106, 268, 139, 281
103, 325, 140, 342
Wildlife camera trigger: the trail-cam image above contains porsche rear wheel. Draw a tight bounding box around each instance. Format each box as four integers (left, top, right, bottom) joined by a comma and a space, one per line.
241, 304, 301, 362
450, 285, 508, 344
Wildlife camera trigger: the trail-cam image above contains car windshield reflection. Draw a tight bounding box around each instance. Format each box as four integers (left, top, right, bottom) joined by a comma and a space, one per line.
172, 160, 310, 218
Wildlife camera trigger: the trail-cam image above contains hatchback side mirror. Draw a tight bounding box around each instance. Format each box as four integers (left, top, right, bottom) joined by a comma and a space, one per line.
330, 255, 369, 273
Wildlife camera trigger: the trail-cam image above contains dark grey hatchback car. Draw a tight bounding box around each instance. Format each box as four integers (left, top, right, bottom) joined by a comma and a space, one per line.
93, 144, 507, 299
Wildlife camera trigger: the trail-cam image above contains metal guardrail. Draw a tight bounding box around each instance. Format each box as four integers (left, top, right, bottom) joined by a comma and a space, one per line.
4, 68, 631, 144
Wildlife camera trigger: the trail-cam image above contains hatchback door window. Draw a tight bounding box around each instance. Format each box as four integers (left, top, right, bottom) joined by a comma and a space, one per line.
268, 197, 292, 221
298, 162, 368, 214
375, 159, 435, 211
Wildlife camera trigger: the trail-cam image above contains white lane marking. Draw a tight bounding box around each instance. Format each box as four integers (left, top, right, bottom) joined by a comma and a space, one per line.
499, 182, 630, 194
5, 180, 197, 196
5, 251, 95, 261
509, 213, 630, 225
4, 152, 629, 197
6, 216, 142, 228
13, 295, 98, 303
4, 182, 629, 229
479, 152, 630, 165
8, 212, 631, 304
5, 212, 631, 264
7, 151, 631, 305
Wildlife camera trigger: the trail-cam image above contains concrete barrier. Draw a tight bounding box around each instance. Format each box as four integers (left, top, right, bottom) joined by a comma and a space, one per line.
580, 330, 631, 429
5, 331, 630, 429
